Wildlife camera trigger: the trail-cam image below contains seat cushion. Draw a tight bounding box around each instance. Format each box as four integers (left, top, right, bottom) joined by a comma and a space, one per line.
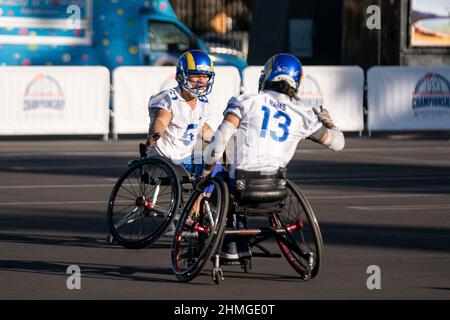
233, 169, 288, 207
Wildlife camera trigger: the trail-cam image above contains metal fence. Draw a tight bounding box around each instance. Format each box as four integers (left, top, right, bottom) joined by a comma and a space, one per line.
171, 0, 253, 61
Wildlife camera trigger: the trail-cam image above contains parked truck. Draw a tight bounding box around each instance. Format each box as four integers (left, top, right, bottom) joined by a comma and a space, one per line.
0, 0, 247, 71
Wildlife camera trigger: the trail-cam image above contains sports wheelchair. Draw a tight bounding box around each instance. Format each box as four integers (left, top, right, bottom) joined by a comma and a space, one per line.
171, 168, 324, 284
106, 144, 196, 249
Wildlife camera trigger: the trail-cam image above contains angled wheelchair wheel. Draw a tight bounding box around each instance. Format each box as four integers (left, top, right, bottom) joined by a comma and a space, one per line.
270, 180, 324, 280
107, 157, 181, 249
171, 177, 229, 282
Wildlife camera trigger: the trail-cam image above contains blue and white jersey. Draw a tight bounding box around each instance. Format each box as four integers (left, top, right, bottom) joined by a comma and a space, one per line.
148, 86, 209, 161
223, 90, 323, 177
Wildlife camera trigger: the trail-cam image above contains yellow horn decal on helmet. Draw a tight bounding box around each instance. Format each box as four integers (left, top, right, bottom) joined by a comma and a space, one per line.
210, 57, 214, 72
186, 52, 195, 70
299, 71, 305, 86
264, 57, 274, 82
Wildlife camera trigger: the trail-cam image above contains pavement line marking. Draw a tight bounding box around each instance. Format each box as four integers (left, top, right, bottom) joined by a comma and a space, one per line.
0, 199, 134, 206
0, 200, 108, 206
0, 179, 449, 191
5, 184, 447, 195
0, 194, 447, 206
296, 146, 450, 154
308, 193, 447, 199
9, 165, 126, 171
340, 153, 450, 166
348, 204, 450, 211
0, 184, 114, 189
291, 176, 450, 183
0, 146, 448, 157
0, 230, 102, 238
106, 176, 450, 183
0, 152, 137, 157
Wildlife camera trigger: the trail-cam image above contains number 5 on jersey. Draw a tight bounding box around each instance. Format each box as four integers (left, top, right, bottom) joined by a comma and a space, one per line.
182, 124, 198, 145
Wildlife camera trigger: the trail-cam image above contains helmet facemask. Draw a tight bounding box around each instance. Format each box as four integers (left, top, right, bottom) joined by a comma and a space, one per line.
176, 50, 215, 98
180, 71, 215, 97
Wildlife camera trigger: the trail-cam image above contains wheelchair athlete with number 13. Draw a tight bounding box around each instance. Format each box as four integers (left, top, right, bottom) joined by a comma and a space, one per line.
199, 53, 345, 263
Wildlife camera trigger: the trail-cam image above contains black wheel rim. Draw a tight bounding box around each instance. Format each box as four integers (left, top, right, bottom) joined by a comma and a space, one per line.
108, 159, 179, 247
172, 179, 224, 278
271, 181, 323, 278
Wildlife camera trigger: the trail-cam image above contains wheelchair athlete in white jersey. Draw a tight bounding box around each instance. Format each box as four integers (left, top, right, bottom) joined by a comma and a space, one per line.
200, 53, 345, 263
107, 50, 222, 249
144, 49, 221, 178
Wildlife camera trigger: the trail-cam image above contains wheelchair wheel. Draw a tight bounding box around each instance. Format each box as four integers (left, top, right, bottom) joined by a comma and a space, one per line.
107, 157, 181, 249
171, 177, 229, 282
270, 180, 324, 280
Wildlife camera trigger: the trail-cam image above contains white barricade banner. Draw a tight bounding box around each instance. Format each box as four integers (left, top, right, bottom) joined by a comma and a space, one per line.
243, 66, 364, 132
368, 67, 450, 132
113, 66, 241, 134
0, 67, 110, 135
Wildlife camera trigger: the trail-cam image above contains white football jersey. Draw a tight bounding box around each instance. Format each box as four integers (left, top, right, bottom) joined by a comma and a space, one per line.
148, 87, 210, 161
223, 90, 323, 178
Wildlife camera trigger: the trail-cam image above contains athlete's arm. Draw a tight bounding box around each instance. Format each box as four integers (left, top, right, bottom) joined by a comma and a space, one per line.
146, 108, 172, 148
202, 113, 240, 174
308, 107, 345, 151
308, 127, 345, 151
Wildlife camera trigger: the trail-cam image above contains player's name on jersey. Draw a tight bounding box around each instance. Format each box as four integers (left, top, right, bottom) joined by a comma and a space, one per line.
268, 98, 287, 111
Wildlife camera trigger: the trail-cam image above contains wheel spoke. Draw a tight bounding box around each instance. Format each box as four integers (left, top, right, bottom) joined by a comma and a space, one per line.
125, 174, 139, 197
115, 207, 141, 229
118, 183, 139, 199
109, 159, 182, 249
113, 203, 136, 216
273, 181, 323, 279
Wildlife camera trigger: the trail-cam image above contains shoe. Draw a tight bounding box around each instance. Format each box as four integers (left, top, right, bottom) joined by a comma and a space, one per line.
163, 222, 176, 237
220, 240, 239, 260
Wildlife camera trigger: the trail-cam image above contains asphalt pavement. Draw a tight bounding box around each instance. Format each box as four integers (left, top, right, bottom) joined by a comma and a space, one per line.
0, 135, 449, 299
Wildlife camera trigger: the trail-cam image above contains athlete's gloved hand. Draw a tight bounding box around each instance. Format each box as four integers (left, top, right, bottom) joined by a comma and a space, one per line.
313, 106, 336, 129
139, 143, 148, 158
194, 169, 212, 192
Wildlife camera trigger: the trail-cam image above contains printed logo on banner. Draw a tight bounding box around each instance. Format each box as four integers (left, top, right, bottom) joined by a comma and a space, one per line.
297, 75, 324, 108
23, 74, 65, 111
412, 73, 450, 118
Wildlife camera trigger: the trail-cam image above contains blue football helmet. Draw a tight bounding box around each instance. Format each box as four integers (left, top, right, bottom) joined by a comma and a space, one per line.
176, 50, 215, 97
258, 53, 304, 93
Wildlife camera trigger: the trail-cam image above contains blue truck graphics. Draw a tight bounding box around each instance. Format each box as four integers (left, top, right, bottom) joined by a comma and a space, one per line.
0, 0, 247, 71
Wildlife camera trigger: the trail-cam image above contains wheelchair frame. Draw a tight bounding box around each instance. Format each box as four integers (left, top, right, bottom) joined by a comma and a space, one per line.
106, 152, 196, 249
171, 175, 324, 284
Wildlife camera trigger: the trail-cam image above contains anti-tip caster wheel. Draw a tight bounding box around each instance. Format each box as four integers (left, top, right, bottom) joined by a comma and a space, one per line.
106, 234, 115, 245
241, 258, 252, 273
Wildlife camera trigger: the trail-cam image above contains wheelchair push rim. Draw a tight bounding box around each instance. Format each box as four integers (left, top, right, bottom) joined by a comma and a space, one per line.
107, 157, 181, 249
171, 177, 229, 282
270, 180, 324, 280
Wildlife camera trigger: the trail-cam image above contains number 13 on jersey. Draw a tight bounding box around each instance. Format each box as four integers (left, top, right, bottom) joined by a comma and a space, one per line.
260, 106, 291, 142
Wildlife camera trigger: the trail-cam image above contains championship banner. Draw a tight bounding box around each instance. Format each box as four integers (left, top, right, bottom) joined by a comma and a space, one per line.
243, 66, 364, 132
367, 67, 450, 132
113, 66, 241, 135
0, 66, 110, 135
